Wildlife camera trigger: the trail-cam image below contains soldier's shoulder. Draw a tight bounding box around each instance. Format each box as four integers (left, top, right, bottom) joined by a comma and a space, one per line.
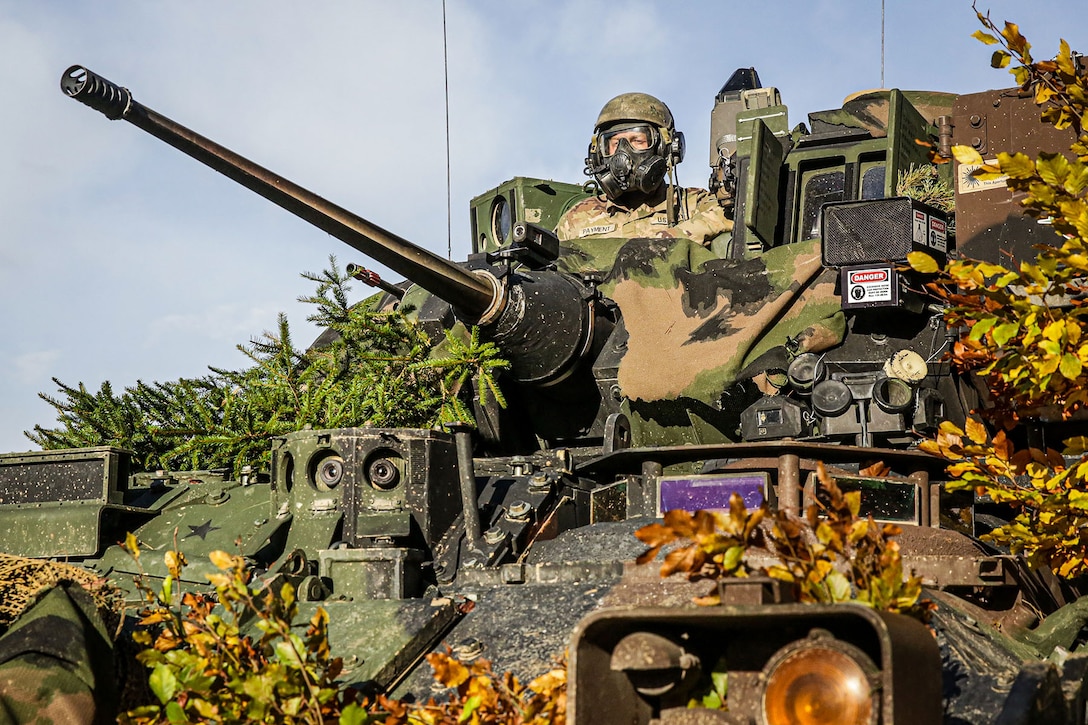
563, 196, 609, 217
557, 196, 612, 240
680, 186, 714, 202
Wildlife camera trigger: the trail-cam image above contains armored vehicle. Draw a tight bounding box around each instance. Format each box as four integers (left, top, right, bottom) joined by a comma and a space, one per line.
0, 63, 1086, 723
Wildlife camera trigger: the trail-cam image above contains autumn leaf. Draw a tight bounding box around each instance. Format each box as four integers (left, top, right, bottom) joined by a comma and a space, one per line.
964, 417, 989, 445
209, 550, 235, 570
998, 151, 1037, 179
908, 251, 940, 274
859, 461, 890, 477
952, 144, 985, 166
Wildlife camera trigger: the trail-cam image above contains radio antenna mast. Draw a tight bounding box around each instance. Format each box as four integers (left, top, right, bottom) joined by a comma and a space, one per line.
881, 0, 886, 88
442, 0, 453, 258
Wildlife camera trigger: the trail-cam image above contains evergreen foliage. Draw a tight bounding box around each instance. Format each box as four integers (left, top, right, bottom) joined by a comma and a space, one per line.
896, 164, 955, 213
28, 258, 507, 475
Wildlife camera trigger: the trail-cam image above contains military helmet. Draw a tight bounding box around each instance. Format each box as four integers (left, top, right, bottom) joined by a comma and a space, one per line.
594, 92, 675, 134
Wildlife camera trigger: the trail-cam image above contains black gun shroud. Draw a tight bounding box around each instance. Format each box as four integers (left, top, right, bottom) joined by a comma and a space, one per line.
61, 65, 613, 445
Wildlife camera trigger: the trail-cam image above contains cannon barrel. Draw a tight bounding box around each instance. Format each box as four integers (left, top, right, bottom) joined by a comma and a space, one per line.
60, 65, 497, 319
60, 64, 607, 413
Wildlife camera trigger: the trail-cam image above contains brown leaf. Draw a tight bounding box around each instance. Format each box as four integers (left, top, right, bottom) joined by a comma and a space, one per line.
661, 545, 705, 578
635, 522, 678, 547
1010, 449, 1033, 472
859, 461, 890, 477
663, 509, 697, 537
743, 506, 766, 540
992, 429, 1013, 462
635, 545, 663, 566
693, 509, 719, 538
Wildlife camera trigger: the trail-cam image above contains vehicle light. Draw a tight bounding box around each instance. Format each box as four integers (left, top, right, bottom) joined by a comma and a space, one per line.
811, 379, 852, 416
761, 629, 878, 725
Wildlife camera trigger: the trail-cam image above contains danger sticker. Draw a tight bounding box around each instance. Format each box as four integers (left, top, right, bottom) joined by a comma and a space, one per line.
928, 217, 947, 253
847, 267, 893, 303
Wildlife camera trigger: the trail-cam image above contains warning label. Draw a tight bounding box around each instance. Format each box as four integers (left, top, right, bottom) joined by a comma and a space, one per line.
912, 210, 927, 245
928, 217, 947, 253
846, 267, 893, 304
957, 160, 1008, 194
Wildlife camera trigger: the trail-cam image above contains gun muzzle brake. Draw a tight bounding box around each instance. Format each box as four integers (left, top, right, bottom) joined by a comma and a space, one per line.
61, 65, 132, 120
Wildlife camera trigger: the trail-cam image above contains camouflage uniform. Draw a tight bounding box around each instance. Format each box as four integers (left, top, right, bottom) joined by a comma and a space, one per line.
0, 582, 116, 725
555, 187, 733, 246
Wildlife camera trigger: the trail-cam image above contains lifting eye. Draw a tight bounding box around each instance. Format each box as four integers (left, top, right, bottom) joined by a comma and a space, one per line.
760, 629, 879, 725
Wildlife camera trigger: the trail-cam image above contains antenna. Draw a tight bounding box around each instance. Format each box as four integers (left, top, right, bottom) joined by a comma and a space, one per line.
881, 0, 886, 88
442, 0, 453, 258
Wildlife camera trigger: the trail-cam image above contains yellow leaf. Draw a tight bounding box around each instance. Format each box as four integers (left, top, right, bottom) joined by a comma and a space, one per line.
973, 166, 1009, 181
1064, 162, 1088, 196
991, 50, 1011, 69
1062, 437, 1088, 455
844, 490, 862, 518
1057, 39, 1076, 76
907, 251, 940, 274
280, 581, 296, 609
998, 152, 1036, 179
1060, 353, 1082, 381
964, 417, 988, 445
993, 322, 1020, 347
952, 145, 984, 166
1037, 152, 1070, 187
209, 550, 235, 570
204, 573, 231, 588
1000, 21, 1029, 55
1042, 320, 1065, 342
1058, 557, 1082, 578
434, 655, 471, 688
139, 610, 171, 625
125, 532, 140, 559
971, 30, 1000, 46
765, 565, 796, 583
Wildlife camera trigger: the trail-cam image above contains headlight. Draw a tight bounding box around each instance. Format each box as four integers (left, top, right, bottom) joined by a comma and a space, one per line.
761, 629, 878, 725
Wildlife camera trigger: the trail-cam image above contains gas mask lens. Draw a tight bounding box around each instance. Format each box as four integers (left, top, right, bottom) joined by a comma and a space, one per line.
599, 124, 657, 157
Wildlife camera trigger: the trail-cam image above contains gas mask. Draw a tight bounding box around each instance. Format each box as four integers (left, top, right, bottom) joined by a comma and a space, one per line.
585, 123, 683, 201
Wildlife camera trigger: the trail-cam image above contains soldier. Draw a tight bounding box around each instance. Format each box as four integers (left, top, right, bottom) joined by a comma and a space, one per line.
556, 92, 733, 246
0, 581, 117, 724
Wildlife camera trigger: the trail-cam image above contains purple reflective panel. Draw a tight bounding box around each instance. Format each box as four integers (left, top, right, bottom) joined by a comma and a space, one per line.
658, 474, 767, 514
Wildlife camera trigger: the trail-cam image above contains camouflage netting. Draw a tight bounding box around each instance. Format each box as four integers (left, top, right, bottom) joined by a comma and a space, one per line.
0, 553, 121, 630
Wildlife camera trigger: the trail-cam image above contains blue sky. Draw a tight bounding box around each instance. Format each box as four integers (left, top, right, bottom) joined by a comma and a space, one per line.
0, 1, 1082, 452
